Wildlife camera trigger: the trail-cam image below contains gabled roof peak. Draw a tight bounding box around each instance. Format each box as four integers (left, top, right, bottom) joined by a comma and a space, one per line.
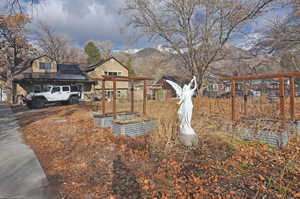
85, 56, 128, 72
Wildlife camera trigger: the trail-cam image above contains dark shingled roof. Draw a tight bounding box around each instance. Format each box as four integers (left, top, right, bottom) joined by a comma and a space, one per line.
57, 64, 84, 75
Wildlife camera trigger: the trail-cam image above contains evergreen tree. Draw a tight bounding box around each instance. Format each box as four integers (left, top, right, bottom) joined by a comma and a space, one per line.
84, 41, 101, 64
126, 57, 135, 76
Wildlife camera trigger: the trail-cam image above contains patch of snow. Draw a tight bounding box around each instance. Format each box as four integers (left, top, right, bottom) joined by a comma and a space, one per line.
113, 48, 143, 54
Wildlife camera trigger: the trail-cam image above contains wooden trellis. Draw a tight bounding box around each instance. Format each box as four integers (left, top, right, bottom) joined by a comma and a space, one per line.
93, 75, 153, 119
220, 72, 300, 122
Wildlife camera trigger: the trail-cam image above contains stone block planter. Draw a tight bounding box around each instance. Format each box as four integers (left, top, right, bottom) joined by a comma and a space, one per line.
112, 117, 157, 136
239, 127, 255, 141
93, 112, 137, 128
239, 127, 289, 147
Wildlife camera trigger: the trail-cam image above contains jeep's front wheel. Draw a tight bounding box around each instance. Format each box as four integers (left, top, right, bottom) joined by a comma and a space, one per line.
32, 98, 46, 109
68, 96, 79, 105
26, 102, 33, 109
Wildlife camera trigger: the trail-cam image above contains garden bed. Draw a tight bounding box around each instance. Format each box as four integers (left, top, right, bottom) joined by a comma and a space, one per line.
112, 117, 157, 136
93, 112, 137, 128
238, 120, 291, 147
239, 127, 289, 147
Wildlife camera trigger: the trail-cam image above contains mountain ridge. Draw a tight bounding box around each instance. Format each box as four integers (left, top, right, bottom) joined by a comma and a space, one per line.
112, 45, 284, 80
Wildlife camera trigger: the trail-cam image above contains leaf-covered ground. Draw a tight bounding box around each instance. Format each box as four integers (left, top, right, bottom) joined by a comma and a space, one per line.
16, 100, 300, 199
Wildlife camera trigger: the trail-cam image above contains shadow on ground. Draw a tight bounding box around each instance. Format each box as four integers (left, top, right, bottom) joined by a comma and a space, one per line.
112, 155, 142, 199
13, 104, 82, 127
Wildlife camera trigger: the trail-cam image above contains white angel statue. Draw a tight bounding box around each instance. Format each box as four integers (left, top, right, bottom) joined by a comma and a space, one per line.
166, 76, 199, 147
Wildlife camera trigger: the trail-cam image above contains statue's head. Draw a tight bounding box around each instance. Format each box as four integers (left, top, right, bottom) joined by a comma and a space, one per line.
183, 84, 190, 92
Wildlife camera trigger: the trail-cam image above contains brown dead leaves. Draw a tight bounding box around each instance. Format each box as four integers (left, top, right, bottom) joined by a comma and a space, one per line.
17, 102, 300, 199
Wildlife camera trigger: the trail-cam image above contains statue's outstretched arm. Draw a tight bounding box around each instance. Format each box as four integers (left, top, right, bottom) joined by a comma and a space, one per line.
178, 96, 184, 105
192, 76, 197, 91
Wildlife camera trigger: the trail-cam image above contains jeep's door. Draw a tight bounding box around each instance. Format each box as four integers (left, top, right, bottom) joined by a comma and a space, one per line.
61, 86, 71, 101
48, 86, 61, 101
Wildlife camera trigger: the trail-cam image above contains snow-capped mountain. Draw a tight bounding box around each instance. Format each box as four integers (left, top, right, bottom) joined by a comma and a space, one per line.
154, 45, 176, 53
114, 45, 177, 54
113, 48, 143, 54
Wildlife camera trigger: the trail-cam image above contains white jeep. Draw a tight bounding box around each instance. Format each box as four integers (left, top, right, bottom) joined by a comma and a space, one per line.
24, 85, 81, 109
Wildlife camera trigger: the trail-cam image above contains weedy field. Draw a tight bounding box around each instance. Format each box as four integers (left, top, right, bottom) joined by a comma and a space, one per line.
17, 98, 300, 199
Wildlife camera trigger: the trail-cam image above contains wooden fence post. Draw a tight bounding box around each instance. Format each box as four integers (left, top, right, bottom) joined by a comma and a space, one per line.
102, 79, 106, 115
131, 80, 134, 113
289, 77, 295, 121
143, 80, 147, 115
279, 78, 285, 121
113, 79, 117, 119
231, 80, 236, 121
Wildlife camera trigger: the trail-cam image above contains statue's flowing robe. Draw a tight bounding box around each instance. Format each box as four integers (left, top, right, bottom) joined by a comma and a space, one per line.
179, 89, 195, 135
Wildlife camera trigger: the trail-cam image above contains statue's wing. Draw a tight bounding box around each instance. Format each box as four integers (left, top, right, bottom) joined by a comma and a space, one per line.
166, 80, 182, 98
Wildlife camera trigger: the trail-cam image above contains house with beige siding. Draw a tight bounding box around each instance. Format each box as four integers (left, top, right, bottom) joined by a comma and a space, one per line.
85, 57, 129, 99
13, 55, 95, 102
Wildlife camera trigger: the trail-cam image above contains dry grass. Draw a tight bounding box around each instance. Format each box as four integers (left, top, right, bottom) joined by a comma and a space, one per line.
16, 98, 300, 199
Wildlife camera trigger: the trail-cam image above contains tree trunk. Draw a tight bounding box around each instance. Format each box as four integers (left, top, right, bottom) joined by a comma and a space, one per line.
6, 47, 15, 104
6, 70, 13, 104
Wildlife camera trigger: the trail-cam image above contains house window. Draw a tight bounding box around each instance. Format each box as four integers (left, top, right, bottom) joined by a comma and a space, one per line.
106, 90, 122, 98
104, 71, 120, 76
42, 85, 51, 92
106, 90, 113, 98
33, 85, 41, 93
208, 84, 219, 92
39, 62, 52, 70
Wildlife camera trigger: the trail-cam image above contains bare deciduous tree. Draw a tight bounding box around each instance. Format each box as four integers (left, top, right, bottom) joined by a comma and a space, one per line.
0, 14, 34, 103
35, 22, 73, 63
4, 0, 38, 14
122, 0, 277, 91
252, 0, 300, 71
94, 40, 113, 60
63, 47, 88, 64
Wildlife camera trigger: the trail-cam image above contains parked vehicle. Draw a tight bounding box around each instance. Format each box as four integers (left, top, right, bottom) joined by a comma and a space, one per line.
24, 85, 81, 109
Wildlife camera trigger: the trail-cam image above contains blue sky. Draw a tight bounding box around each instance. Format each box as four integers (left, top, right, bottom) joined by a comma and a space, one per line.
0, 0, 293, 51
